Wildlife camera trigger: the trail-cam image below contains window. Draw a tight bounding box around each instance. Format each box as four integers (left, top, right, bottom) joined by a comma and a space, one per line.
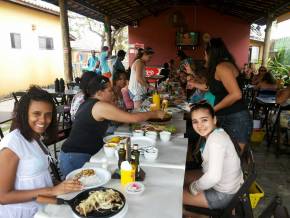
39, 36, 54, 50
10, 33, 21, 49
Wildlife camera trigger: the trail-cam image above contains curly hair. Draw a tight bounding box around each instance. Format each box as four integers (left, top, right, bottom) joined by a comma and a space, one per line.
11, 86, 57, 142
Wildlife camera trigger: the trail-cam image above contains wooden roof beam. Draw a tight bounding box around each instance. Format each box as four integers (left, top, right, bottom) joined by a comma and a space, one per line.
134, 0, 158, 16
70, 0, 129, 27
254, 0, 290, 24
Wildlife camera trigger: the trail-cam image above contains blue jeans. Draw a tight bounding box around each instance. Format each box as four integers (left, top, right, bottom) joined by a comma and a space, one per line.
59, 150, 91, 179
217, 110, 253, 145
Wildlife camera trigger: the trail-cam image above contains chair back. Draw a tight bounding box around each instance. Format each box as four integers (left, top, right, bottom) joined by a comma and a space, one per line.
221, 147, 256, 218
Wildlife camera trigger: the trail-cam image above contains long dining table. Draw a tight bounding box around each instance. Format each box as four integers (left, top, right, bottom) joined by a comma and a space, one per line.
35, 108, 188, 218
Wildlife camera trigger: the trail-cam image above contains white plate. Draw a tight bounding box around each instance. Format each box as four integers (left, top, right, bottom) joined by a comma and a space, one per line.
131, 136, 156, 155
166, 107, 182, 113
103, 134, 131, 143
126, 182, 145, 195
66, 167, 111, 189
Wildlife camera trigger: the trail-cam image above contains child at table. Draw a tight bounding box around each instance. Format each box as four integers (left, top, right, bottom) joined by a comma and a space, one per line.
0, 86, 82, 218
183, 102, 243, 215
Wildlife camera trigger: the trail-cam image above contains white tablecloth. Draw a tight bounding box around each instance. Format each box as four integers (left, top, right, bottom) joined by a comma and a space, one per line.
90, 138, 188, 169
34, 163, 185, 218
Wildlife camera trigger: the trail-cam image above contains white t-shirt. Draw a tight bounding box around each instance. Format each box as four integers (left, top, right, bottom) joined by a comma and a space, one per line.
0, 129, 53, 218
195, 128, 244, 194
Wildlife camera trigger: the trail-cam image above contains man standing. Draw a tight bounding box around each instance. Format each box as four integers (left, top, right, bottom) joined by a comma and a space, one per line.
87, 50, 100, 74
113, 50, 126, 75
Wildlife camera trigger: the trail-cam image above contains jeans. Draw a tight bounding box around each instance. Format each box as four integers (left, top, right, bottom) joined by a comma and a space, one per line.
59, 150, 91, 179
217, 110, 253, 145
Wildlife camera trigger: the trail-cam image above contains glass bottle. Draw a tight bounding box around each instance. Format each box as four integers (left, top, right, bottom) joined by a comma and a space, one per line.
152, 90, 161, 110
118, 143, 126, 170
130, 155, 137, 180
131, 144, 140, 178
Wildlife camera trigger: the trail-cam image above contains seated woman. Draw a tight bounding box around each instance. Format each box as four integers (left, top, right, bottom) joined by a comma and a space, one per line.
70, 71, 97, 121
0, 86, 82, 218
183, 102, 243, 215
255, 71, 277, 91
112, 70, 128, 110
252, 66, 267, 85
59, 75, 165, 177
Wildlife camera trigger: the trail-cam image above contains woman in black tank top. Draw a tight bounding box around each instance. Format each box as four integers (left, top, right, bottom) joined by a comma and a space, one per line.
204, 38, 252, 152
59, 75, 166, 178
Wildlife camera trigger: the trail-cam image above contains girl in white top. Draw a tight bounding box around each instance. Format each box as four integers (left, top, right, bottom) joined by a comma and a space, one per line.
128, 47, 154, 109
0, 86, 82, 218
183, 102, 243, 214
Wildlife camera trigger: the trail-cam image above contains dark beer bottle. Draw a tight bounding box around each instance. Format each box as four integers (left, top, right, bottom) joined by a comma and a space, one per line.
118, 143, 126, 170
130, 154, 137, 180
131, 144, 140, 177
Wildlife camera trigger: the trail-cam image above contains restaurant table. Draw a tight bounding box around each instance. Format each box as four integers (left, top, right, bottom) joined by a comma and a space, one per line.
255, 96, 290, 155
0, 111, 13, 138
90, 137, 188, 169
35, 162, 186, 218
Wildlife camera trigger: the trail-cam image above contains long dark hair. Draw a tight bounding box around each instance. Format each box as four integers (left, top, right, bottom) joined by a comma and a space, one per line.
11, 86, 57, 142
112, 70, 127, 86
80, 71, 97, 93
206, 38, 239, 77
83, 75, 110, 100
261, 71, 276, 85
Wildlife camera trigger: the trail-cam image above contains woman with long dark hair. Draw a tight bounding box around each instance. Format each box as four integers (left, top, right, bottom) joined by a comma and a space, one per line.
59, 75, 165, 177
0, 86, 82, 218
205, 38, 252, 151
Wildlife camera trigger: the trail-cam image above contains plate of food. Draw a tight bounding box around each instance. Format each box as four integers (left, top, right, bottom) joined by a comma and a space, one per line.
166, 107, 182, 113
103, 134, 130, 144
37, 187, 126, 218
132, 123, 176, 133
66, 167, 111, 189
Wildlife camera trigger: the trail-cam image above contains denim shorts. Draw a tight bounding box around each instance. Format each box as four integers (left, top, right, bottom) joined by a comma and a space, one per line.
204, 188, 235, 209
217, 110, 253, 145
128, 90, 147, 102
59, 150, 92, 179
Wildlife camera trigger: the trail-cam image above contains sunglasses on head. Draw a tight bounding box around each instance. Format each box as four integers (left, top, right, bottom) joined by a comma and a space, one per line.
189, 99, 208, 109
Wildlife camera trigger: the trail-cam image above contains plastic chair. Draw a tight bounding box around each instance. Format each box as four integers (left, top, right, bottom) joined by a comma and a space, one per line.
183, 148, 256, 218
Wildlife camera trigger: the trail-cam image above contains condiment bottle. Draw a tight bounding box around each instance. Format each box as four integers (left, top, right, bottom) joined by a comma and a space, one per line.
152, 91, 160, 110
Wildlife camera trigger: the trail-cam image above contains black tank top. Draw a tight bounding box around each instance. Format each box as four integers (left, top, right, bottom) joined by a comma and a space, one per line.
209, 71, 246, 116
62, 98, 109, 155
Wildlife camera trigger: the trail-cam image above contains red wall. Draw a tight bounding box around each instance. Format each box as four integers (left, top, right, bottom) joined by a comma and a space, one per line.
128, 6, 250, 68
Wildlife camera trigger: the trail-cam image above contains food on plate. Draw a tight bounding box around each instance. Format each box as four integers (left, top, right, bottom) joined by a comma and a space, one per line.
133, 124, 176, 133
104, 143, 117, 148
105, 136, 128, 143
73, 169, 96, 181
75, 189, 124, 216
107, 136, 122, 143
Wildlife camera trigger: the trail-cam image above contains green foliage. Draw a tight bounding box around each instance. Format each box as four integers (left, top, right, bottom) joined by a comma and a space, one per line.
267, 48, 290, 86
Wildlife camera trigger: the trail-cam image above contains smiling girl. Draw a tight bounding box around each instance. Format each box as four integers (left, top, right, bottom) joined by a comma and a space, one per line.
0, 86, 82, 218
183, 102, 243, 214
